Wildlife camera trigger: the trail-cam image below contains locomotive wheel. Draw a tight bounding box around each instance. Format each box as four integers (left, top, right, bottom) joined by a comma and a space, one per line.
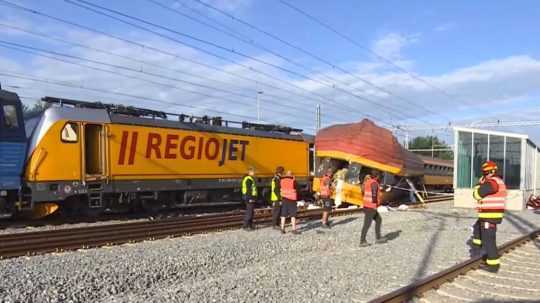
141, 199, 162, 214
81, 207, 104, 218
61, 198, 82, 218
0, 197, 14, 219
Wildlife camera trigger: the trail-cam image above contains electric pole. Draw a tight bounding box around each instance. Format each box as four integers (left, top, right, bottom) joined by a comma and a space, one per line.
316, 104, 321, 131
256, 91, 263, 122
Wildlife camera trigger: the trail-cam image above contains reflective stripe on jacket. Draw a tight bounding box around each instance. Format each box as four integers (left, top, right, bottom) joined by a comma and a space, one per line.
477, 176, 506, 219
280, 176, 297, 201
363, 178, 381, 209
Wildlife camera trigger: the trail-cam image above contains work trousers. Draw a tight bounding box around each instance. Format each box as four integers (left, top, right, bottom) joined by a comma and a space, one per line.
361, 208, 382, 242
271, 201, 281, 226
472, 219, 500, 268
243, 201, 256, 228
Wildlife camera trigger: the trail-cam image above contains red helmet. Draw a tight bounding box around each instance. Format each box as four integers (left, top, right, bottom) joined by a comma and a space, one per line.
482, 160, 498, 174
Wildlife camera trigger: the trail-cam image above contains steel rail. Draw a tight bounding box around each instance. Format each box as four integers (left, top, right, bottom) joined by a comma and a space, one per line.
0, 197, 452, 259
369, 228, 540, 303
0, 208, 362, 259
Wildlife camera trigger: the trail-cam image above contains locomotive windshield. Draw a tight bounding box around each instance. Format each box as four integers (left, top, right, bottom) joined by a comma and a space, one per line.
0, 90, 26, 141
2, 105, 19, 129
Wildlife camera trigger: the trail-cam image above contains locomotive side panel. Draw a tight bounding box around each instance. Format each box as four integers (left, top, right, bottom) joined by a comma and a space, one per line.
108, 124, 310, 180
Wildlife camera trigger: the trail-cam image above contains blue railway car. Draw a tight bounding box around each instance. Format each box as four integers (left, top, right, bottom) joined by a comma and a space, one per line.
0, 88, 26, 217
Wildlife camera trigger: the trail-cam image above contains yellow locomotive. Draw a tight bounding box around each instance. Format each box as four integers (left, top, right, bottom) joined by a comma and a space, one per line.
3, 92, 312, 217
1, 88, 454, 219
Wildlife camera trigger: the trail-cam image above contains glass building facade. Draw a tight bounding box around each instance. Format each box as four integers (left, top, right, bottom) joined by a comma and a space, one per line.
454, 128, 540, 210
454, 128, 527, 189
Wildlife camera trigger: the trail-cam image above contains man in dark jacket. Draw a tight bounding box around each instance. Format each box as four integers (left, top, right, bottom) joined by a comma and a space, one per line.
241, 167, 258, 230
270, 166, 284, 229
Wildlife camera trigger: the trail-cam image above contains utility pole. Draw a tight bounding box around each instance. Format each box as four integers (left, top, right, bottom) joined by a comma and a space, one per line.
316, 104, 321, 131
313, 104, 321, 175
256, 91, 263, 122
405, 131, 409, 149
431, 133, 435, 158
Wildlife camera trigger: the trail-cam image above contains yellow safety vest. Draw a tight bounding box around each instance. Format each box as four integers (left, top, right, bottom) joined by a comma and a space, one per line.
242, 175, 258, 196
271, 176, 279, 202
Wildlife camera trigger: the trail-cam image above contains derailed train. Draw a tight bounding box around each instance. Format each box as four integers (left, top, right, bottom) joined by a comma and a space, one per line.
0, 88, 452, 218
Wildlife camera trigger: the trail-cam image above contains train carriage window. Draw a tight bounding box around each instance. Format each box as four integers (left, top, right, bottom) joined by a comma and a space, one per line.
61, 122, 79, 143
345, 163, 362, 184
2, 105, 18, 129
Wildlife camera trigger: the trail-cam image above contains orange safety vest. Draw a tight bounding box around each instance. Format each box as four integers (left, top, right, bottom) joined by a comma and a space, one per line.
363, 178, 381, 209
320, 175, 332, 198
477, 176, 506, 219
280, 177, 298, 201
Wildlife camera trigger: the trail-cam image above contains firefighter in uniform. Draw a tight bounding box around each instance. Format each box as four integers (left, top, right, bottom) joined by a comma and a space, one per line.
280, 170, 300, 235
471, 160, 506, 272
318, 168, 334, 228
241, 167, 258, 230
270, 166, 284, 229
360, 171, 387, 247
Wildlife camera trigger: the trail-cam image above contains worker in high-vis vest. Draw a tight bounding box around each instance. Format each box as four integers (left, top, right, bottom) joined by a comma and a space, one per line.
360, 171, 387, 247
270, 166, 284, 229
318, 168, 334, 229
471, 160, 507, 273
280, 170, 300, 235
241, 167, 258, 231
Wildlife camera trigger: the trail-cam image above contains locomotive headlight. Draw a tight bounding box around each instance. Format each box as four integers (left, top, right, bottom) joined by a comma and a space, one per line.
0, 190, 6, 197
64, 185, 72, 194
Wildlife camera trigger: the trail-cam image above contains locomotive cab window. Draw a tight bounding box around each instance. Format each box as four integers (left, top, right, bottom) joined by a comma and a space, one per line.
2, 105, 18, 129
61, 122, 79, 143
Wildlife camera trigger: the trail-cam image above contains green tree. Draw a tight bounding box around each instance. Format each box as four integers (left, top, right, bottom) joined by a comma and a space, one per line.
22, 101, 49, 120
408, 136, 453, 160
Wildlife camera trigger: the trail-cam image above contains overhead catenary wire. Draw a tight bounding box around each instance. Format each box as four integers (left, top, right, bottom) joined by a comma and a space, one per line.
64, 0, 423, 125
4, 70, 324, 132
0, 0, 348, 117
3, 0, 418, 129
3, 0, 419, 128
277, 0, 459, 103
144, 0, 431, 125
0, 70, 257, 121
0, 23, 280, 100
190, 0, 444, 121
0, 23, 350, 120
0, 40, 318, 123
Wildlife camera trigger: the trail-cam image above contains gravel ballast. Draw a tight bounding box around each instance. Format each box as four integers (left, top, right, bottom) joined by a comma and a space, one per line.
1, 201, 539, 303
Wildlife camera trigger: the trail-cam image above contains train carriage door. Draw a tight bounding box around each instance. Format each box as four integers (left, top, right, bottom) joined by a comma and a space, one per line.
82, 123, 107, 181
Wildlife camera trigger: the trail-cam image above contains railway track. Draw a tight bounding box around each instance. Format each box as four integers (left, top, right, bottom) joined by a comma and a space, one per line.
0, 207, 365, 259
0, 197, 452, 260
370, 228, 540, 303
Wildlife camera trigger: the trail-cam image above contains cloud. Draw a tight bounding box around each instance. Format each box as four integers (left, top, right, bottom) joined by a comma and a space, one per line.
207, 0, 252, 12
1, 13, 539, 137
370, 32, 420, 60
434, 22, 456, 32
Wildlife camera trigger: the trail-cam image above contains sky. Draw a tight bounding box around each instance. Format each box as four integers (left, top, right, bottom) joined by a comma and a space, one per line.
1, 0, 540, 143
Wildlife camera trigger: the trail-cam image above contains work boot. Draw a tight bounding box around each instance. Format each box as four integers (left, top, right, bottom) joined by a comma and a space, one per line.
375, 237, 388, 244
480, 263, 499, 273
359, 241, 371, 247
